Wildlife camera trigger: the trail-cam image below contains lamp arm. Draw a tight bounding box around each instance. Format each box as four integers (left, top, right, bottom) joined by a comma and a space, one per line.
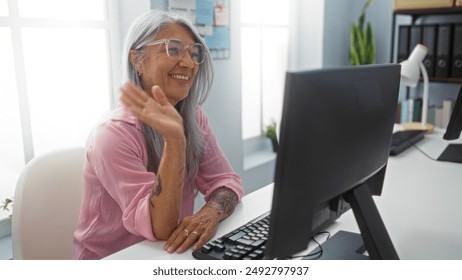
419, 63, 429, 129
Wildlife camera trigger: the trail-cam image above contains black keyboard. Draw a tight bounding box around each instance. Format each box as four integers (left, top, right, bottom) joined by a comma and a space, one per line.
192, 212, 270, 260
389, 130, 426, 155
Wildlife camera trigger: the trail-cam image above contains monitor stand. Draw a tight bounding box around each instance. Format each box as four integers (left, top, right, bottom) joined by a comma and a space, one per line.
437, 144, 462, 163
307, 182, 399, 260
304, 230, 369, 260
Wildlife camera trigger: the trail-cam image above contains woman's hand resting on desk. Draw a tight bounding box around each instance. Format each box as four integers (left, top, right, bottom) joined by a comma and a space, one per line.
164, 187, 238, 254
163, 207, 220, 254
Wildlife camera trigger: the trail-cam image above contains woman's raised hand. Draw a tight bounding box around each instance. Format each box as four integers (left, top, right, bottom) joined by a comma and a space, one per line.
120, 81, 185, 142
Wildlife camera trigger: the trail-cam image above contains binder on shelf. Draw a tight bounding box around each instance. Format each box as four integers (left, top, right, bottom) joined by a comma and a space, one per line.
435, 106, 443, 128
394, 0, 454, 10
427, 105, 436, 126
442, 99, 454, 128
407, 98, 414, 123
412, 97, 422, 122
400, 99, 409, 123
398, 25, 410, 63
451, 24, 462, 78
409, 25, 422, 55
422, 24, 437, 78
400, 97, 423, 123
435, 24, 453, 78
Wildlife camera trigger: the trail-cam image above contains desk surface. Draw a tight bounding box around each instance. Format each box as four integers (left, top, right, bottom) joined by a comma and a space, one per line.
105, 128, 462, 260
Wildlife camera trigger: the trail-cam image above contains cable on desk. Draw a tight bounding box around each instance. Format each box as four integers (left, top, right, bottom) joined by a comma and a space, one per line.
287, 231, 331, 260
412, 144, 438, 161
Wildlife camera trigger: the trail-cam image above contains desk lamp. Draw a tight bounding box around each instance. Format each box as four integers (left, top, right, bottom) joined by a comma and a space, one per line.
400, 44, 434, 133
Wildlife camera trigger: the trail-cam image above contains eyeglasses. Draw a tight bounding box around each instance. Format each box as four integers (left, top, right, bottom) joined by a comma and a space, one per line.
144, 38, 206, 65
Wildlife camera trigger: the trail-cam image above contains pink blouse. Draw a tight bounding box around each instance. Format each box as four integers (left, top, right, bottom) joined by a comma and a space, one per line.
73, 105, 243, 259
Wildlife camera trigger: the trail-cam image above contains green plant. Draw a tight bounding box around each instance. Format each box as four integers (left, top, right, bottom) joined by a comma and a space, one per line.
264, 121, 277, 140
350, 0, 375, 66
1, 198, 13, 218
264, 121, 279, 153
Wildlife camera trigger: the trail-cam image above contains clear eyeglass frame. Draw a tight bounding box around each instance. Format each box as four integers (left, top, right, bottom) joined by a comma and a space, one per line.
143, 38, 206, 65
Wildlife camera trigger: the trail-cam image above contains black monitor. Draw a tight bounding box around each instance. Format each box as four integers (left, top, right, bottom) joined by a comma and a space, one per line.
265, 64, 401, 260
437, 83, 462, 163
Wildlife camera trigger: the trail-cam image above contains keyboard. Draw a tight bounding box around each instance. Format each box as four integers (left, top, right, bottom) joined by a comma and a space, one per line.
192, 212, 270, 260
389, 130, 426, 156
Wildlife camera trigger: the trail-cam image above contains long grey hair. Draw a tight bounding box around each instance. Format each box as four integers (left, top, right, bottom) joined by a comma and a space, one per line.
121, 10, 214, 179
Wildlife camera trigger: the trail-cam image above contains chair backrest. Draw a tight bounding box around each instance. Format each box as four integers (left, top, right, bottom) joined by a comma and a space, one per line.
12, 147, 85, 259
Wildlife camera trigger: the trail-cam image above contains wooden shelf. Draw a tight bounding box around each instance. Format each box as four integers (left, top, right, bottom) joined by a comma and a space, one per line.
429, 77, 462, 84
393, 6, 462, 16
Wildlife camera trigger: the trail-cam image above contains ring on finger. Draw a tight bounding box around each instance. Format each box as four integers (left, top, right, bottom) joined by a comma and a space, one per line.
191, 231, 199, 238
183, 229, 189, 237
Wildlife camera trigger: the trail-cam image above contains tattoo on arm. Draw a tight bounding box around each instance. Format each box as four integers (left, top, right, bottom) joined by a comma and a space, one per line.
150, 176, 163, 208
205, 187, 238, 220
149, 164, 184, 208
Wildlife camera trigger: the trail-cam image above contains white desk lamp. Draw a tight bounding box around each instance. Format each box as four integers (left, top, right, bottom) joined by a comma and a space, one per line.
400, 44, 434, 133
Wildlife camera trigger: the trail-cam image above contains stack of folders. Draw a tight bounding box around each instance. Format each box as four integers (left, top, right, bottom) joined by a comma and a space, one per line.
396, 98, 454, 128
397, 23, 462, 79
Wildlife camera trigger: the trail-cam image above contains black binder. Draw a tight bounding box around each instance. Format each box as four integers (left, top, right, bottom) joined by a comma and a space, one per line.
435, 24, 453, 78
422, 24, 437, 78
397, 25, 410, 63
409, 25, 422, 53
412, 97, 423, 122
451, 24, 462, 78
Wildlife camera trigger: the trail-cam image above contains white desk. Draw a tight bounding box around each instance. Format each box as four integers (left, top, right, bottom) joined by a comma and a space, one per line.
105, 128, 462, 260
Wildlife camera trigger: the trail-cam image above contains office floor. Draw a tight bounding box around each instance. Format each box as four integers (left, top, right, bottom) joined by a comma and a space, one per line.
0, 235, 12, 260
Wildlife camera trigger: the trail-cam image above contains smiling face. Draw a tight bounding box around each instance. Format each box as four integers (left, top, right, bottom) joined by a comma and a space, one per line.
133, 23, 200, 105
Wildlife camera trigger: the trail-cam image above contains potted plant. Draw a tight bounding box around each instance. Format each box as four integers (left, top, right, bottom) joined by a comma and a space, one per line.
1, 198, 13, 218
350, 0, 375, 66
264, 121, 278, 153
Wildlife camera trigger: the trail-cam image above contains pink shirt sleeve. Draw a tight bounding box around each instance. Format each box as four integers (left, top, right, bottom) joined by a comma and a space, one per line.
87, 116, 157, 241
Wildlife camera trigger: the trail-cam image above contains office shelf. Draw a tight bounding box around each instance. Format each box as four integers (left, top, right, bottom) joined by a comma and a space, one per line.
430, 77, 462, 83
390, 6, 462, 84
393, 6, 462, 18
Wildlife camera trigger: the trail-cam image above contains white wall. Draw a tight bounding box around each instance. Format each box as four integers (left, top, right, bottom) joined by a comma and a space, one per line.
322, 0, 393, 67
118, 0, 151, 41
291, 0, 324, 70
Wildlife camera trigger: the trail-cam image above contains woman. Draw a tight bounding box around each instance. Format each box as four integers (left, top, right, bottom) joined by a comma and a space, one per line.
73, 10, 243, 260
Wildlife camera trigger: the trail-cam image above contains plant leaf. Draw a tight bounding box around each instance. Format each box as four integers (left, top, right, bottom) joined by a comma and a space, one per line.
350, 0, 375, 65
365, 23, 375, 64
350, 24, 361, 65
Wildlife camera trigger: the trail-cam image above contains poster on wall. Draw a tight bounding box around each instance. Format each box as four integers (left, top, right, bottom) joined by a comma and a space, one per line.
169, 0, 230, 60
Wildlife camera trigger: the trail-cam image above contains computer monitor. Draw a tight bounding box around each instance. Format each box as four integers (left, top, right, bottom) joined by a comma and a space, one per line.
265, 64, 401, 260
437, 83, 462, 163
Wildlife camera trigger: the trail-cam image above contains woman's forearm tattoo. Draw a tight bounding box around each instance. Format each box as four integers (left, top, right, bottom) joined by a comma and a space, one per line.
205, 187, 238, 220
149, 176, 163, 208
149, 164, 184, 208
152, 176, 163, 196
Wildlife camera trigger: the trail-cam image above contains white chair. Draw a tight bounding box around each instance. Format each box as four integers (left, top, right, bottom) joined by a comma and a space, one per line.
12, 147, 85, 259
